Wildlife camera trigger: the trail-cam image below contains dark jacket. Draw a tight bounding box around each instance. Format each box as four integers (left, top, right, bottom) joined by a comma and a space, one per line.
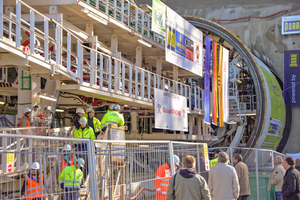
296, 167, 300, 172
282, 166, 300, 200
234, 161, 251, 196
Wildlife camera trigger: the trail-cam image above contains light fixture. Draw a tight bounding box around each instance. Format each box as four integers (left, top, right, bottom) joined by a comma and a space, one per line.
110, 18, 128, 30
137, 38, 152, 48
87, 13, 108, 25
55, 109, 64, 112
81, 7, 89, 14
0, 101, 5, 105
139, 145, 149, 147
38, 93, 57, 102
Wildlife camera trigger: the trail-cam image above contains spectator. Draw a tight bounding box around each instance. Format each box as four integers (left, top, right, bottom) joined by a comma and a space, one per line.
155, 155, 180, 200
58, 158, 84, 200
233, 154, 251, 200
72, 108, 85, 129
166, 155, 211, 200
295, 159, 300, 172
208, 152, 240, 200
21, 162, 45, 200
195, 149, 208, 182
268, 156, 285, 200
282, 156, 300, 200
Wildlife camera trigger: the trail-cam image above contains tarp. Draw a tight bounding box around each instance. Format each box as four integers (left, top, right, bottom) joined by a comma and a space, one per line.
204, 36, 211, 124
223, 48, 229, 123
218, 46, 224, 127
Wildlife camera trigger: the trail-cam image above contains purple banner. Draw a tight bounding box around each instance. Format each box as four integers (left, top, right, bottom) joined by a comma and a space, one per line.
204, 37, 211, 123
284, 50, 300, 106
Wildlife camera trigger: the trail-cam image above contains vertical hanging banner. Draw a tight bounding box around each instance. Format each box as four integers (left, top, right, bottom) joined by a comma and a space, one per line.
283, 50, 300, 106
212, 41, 218, 125
165, 7, 203, 76
218, 46, 224, 127
151, 0, 167, 36
204, 37, 211, 124
223, 48, 229, 123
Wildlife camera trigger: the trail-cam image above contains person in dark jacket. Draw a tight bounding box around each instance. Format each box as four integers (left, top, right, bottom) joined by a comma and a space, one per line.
282, 156, 300, 200
295, 159, 300, 172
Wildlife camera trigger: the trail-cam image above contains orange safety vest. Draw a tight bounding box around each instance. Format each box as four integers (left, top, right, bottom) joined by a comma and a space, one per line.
61, 155, 75, 172
18, 116, 31, 135
155, 163, 176, 200
25, 173, 45, 200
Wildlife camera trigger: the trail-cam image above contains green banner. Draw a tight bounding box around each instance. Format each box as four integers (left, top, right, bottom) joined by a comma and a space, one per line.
151, 0, 167, 37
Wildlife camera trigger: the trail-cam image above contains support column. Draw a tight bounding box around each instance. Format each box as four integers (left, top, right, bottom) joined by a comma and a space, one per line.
173, 65, 178, 94
86, 23, 94, 36
156, 56, 162, 75
188, 115, 194, 140
89, 36, 98, 86
136, 46, 142, 67
197, 116, 203, 140
111, 34, 118, 53
130, 111, 139, 139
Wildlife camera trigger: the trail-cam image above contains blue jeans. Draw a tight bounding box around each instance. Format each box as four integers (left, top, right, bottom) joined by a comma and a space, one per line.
64, 188, 79, 200
275, 192, 282, 200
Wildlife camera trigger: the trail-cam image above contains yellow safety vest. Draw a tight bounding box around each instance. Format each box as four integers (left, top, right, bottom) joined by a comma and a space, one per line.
58, 165, 83, 189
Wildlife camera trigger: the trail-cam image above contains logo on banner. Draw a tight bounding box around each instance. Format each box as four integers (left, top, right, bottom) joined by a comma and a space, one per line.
157, 104, 162, 114
175, 30, 186, 57
289, 53, 299, 67
182, 109, 185, 118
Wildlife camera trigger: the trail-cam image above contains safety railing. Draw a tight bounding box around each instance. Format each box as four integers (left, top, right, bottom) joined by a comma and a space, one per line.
82, 0, 165, 45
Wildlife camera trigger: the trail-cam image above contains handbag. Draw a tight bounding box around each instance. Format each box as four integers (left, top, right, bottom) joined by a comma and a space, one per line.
171, 173, 177, 200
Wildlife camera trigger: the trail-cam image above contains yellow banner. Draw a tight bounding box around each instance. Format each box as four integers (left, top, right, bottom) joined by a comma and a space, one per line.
218, 46, 224, 127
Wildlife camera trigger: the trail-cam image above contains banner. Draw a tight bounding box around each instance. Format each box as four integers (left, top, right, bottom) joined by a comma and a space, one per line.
151, 0, 167, 36
204, 37, 211, 124
218, 46, 224, 127
284, 50, 300, 106
282, 15, 300, 35
166, 7, 203, 76
223, 48, 229, 123
154, 88, 188, 132
212, 41, 218, 125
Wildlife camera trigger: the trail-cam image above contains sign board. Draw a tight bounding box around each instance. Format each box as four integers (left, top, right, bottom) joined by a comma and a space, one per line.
154, 88, 188, 132
282, 15, 300, 35
284, 50, 300, 106
6, 153, 15, 173
203, 144, 210, 170
151, 0, 167, 36
165, 7, 203, 76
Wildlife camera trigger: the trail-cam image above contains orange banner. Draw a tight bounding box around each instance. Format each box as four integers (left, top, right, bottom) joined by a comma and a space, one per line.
218, 46, 224, 127
212, 42, 218, 125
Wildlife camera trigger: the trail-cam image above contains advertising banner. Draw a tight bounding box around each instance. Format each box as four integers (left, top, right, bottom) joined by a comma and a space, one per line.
282, 15, 300, 35
154, 88, 188, 132
284, 50, 300, 106
6, 153, 15, 173
151, 0, 167, 36
212, 41, 218, 125
204, 36, 211, 124
165, 7, 203, 76
223, 48, 229, 123
203, 144, 210, 171
218, 46, 224, 127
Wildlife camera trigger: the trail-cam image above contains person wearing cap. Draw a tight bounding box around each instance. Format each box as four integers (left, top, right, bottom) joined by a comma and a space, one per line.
101, 104, 124, 131
84, 107, 102, 138
58, 158, 84, 200
155, 155, 180, 200
60, 144, 76, 172
210, 149, 229, 168
73, 117, 95, 177
21, 162, 45, 200
18, 107, 31, 135
71, 108, 85, 129
100, 104, 115, 130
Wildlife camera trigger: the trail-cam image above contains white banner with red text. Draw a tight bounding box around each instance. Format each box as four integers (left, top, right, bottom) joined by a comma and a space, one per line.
154, 88, 188, 132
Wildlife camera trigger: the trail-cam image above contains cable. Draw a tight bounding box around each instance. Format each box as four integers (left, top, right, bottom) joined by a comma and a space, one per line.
213, 10, 290, 22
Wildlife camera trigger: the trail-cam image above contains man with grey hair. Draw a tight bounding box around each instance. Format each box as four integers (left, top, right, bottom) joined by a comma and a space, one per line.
268, 156, 285, 200
208, 152, 240, 200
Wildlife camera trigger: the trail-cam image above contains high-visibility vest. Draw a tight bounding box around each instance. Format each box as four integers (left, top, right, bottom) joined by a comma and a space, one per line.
100, 110, 111, 128
210, 157, 230, 168
84, 116, 101, 133
25, 174, 45, 200
101, 111, 124, 128
155, 163, 173, 200
58, 165, 83, 189
74, 125, 96, 144
18, 116, 30, 135
61, 154, 75, 172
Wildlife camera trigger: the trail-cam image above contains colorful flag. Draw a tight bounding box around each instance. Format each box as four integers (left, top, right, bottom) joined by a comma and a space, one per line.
218, 46, 224, 127
204, 36, 211, 124
223, 48, 229, 123
212, 41, 218, 125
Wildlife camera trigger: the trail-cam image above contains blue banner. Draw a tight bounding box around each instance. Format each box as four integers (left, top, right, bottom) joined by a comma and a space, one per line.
175, 30, 186, 57
284, 50, 300, 106
204, 37, 211, 123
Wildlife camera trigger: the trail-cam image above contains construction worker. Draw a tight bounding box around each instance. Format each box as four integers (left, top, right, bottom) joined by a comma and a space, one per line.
73, 117, 95, 177
58, 158, 84, 200
18, 107, 31, 135
21, 162, 45, 200
101, 104, 124, 131
101, 104, 115, 130
61, 144, 76, 172
84, 107, 102, 138
71, 108, 85, 129
210, 149, 229, 168
155, 155, 180, 200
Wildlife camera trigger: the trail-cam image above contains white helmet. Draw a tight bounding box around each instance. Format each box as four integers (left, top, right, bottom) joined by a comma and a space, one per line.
86, 107, 94, 113
23, 108, 31, 114
76, 108, 85, 114
31, 162, 40, 169
173, 155, 180, 166
108, 104, 115, 111
80, 117, 87, 125
63, 144, 72, 151
76, 158, 85, 167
